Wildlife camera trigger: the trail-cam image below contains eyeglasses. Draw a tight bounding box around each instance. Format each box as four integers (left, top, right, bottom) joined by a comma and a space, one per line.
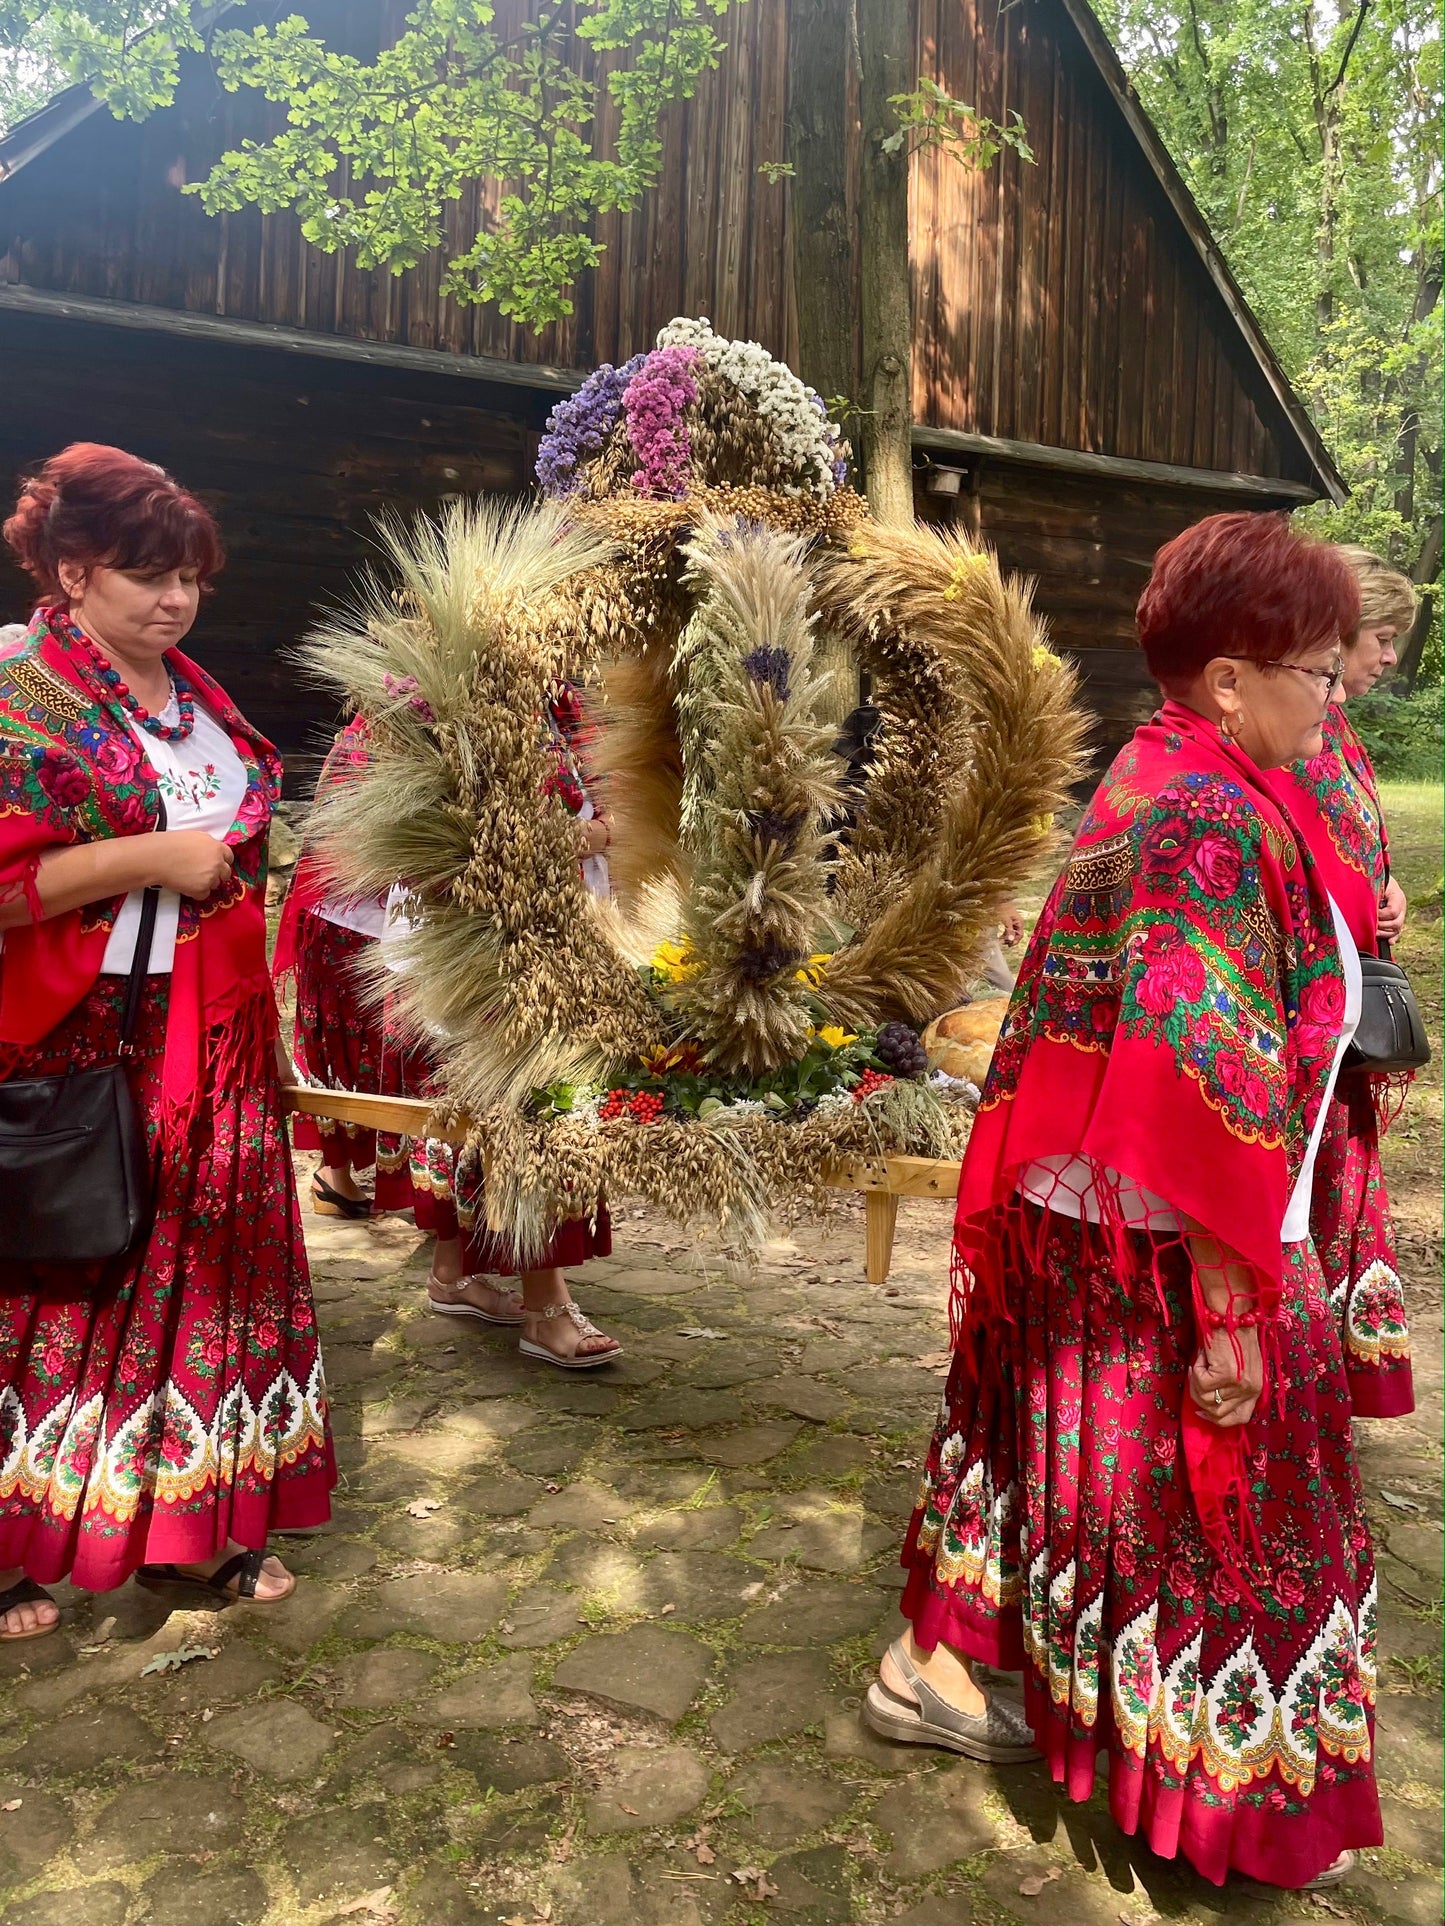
1223, 656, 1345, 700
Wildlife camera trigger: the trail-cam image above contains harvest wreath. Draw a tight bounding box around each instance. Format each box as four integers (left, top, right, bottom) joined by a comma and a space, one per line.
300, 320, 1085, 1263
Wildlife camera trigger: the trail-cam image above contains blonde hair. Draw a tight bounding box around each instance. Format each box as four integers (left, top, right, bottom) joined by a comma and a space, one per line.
1337, 545, 1416, 638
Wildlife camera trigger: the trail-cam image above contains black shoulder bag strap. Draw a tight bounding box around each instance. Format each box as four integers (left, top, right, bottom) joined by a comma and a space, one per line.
119, 797, 166, 1052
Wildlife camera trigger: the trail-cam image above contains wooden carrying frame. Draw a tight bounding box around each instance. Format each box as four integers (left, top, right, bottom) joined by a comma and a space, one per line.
281, 1084, 960, 1284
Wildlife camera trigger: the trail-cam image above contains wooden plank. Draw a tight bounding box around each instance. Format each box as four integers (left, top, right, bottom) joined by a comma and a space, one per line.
821, 1155, 964, 1198
1013, 7, 1049, 446
911, 424, 1319, 501
988, 3, 1013, 435
282, 1097, 967, 1200
1077, 80, 1106, 450
1039, 44, 1067, 451
0, 285, 580, 393
282, 1084, 465, 1141
910, 0, 941, 425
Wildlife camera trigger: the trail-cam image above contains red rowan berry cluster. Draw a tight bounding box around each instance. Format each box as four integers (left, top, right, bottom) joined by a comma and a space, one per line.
598, 1088, 666, 1122
851, 1069, 895, 1103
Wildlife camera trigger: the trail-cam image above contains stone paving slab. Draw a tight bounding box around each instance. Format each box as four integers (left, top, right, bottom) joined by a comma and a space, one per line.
0, 1188, 1438, 1924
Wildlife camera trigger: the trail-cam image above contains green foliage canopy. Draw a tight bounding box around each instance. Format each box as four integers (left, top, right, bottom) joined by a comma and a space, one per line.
1094, 0, 1442, 681
0, 0, 737, 325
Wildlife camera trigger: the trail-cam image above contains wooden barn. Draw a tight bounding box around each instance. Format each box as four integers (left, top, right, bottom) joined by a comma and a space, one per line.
0, 0, 1342, 778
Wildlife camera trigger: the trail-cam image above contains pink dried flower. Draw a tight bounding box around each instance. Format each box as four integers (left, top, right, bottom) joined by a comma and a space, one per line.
624, 346, 701, 498
382, 672, 436, 724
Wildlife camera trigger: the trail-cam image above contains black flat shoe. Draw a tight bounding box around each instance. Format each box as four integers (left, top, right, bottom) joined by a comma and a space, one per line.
311, 1175, 371, 1220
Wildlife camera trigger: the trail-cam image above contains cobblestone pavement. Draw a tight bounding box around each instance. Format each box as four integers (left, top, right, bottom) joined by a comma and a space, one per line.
0, 1192, 1439, 1926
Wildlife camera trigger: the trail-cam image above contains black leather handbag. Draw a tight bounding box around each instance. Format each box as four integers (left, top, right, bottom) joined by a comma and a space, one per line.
1345, 939, 1432, 1076
0, 850, 163, 1269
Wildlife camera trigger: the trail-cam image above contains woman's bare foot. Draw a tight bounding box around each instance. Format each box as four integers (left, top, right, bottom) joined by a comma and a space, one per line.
879, 1628, 987, 1717
427, 1273, 526, 1324
168, 1543, 296, 1602
0, 1568, 59, 1639
318, 1162, 366, 1203
519, 1299, 622, 1367
517, 1267, 621, 1367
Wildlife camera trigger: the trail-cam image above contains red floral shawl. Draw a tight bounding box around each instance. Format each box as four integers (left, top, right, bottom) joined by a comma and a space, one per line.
0, 610, 282, 1128
271, 712, 375, 985
954, 701, 1345, 1580
1262, 702, 1384, 955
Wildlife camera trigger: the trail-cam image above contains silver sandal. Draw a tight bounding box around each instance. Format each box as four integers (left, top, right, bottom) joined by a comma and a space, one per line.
1302, 1851, 1355, 1891
518, 1300, 622, 1371
863, 1638, 1041, 1763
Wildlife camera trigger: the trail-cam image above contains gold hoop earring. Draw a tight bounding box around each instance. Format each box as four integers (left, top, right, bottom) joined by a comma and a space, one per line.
1218, 711, 1243, 744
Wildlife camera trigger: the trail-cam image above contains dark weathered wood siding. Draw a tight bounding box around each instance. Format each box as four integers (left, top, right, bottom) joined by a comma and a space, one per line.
0, 0, 1329, 768
0, 308, 544, 778
0, 0, 1311, 483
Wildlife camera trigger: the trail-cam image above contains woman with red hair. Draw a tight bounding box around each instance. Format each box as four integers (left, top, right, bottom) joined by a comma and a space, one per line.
1262, 548, 1417, 1418
866, 513, 1381, 1892
0, 444, 333, 1638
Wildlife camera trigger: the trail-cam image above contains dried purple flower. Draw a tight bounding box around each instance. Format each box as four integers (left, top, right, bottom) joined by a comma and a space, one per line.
746, 807, 805, 849
382, 671, 436, 724
535, 357, 644, 497
742, 646, 791, 699
735, 933, 802, 983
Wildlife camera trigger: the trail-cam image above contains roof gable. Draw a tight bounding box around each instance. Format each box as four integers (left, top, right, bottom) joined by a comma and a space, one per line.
0, 0, 1340, 498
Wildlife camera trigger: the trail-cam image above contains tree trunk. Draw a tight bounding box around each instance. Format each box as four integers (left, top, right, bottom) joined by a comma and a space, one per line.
787, 0, 856, 416
1393, 504, 1442, 693
855, 0, 914, 527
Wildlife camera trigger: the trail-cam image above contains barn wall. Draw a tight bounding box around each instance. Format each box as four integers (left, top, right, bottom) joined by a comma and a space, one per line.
0, 0, 1314, 486
909, 0, 1302, 479
917, 461, 1258, 757
0, 311, 547, 784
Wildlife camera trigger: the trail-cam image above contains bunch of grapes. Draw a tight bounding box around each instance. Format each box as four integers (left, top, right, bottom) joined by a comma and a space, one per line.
599, 1087, 667, 1123
851, 1068, 896, 1103
874, 1022, 929, 1079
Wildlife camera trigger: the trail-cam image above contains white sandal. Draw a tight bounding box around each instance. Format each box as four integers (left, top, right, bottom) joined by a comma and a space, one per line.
427, 1274, 527, 1326
518, 1300, 622, 1370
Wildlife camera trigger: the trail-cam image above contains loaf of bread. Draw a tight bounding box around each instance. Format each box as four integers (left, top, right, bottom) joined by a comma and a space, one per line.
922, 996, 1010, 1085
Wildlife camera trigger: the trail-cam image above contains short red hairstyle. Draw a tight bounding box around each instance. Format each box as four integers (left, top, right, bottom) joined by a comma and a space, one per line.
1136, 511, 1359, 693
3, 442, 224, 601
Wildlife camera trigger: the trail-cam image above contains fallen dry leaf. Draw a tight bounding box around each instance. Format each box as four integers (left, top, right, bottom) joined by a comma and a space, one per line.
914, 1351, 954, 1371
659, 1603, 676, 1616
1018, 1868, 1062, 1897
404, 1498, 442, 1518
695, 1842, 716, 1866
545, 1481, 562, 1493
620, 1804, 639, 1816
1, 1799, 21, 1812
334, 1888, 397, 1923
435, 1731, 455, 1749
1380, 1488, 1425, 1513
139, 1645, 216, 1678
732, 1865, 780, 1902
679, 1327, 728, 1340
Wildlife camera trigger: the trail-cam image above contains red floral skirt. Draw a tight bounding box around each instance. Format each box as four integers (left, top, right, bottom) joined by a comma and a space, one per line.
900, 1207, 1379, 1890
374, 996, 611, 1273
1310, 1074, 1413, 1418
289, 913, 386, 1170
0, 978, 334, 1591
